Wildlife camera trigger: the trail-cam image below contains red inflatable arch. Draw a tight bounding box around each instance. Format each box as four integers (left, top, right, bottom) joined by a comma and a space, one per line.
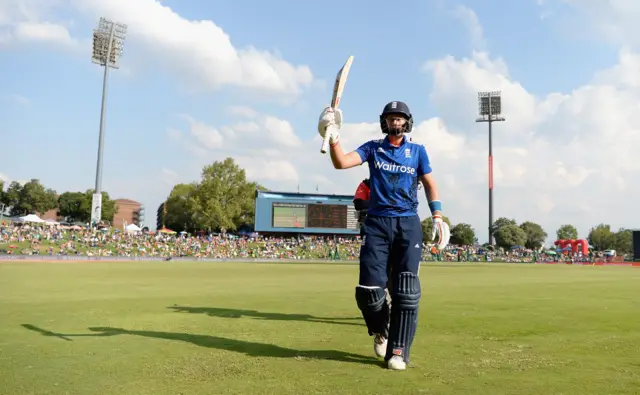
554, 239, 589, 255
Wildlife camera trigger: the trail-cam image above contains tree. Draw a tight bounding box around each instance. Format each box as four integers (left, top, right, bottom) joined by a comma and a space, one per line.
3, 179, 58, 216
494, 224, 527, 250
491, 217, 517, 233
421, 216, 451, 243
556, 224, 578, 240
587, 224, 615, 251
164, 183, 198, 233
56, 190, 118, 223
1, 181, 22, 212
613, 229, 633, 255
57, 192, 87, 222
450, 223, 477, 246
519, 221, 547, 250
188, 158, 259, 232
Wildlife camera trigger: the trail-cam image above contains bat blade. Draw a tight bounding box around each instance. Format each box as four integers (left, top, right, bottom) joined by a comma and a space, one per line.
321, 55, 354, 154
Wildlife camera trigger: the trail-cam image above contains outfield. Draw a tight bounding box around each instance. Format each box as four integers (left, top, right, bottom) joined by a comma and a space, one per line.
1, 261, 638, 395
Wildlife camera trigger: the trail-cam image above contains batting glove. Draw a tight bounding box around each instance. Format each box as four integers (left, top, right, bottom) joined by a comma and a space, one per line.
431, 214, 451, 250
317, 106, 342, 145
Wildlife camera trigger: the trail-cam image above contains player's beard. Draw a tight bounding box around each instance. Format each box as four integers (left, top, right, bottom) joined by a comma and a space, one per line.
387, 126, 404, 136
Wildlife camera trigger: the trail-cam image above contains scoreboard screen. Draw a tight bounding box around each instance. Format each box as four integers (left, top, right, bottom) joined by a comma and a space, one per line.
272, 202, 358, 230
272, 203, 306, 228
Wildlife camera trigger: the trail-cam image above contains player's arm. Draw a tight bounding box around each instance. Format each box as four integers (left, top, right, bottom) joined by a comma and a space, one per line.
416, 145, 442, 216
330, 139, 364, 169
419, 173, 442, 216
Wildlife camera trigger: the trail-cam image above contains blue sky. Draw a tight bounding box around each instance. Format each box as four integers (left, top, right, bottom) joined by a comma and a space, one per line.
1, 0, 639, 243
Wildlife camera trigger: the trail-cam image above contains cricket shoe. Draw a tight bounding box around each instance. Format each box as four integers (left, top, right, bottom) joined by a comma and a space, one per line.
373, 333, 387, 358
387, 355, 407, 371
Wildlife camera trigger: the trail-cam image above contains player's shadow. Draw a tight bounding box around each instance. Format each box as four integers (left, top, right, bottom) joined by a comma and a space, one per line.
168, 305, 364, 327
21, 324, 380, 366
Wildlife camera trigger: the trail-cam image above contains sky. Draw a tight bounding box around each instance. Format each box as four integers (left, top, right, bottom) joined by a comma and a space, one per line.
1, 0, 639, 243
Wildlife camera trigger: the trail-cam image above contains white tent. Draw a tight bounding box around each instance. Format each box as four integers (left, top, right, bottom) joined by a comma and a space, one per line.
17, 214, 45, 223
125, 223, 141, 233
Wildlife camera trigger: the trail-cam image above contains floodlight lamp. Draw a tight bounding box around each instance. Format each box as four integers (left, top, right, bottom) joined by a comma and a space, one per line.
477, 91, 504, 118
91, 17, 128, 68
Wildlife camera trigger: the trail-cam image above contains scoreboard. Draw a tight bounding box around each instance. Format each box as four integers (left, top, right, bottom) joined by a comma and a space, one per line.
255, 191, 359, 235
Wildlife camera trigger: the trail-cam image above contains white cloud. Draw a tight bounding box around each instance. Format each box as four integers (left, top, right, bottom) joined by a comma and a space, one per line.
159, 168, 178, 185
226, 106, 258, 119
452, 5, 486, 51
13, 21, 77, 46
0, 93, 30, 105
0, 0, 79, 48
166, 6, 640, 244
419, 44, 640, 242
0, 0, 315, 96
540, 1, 640, 48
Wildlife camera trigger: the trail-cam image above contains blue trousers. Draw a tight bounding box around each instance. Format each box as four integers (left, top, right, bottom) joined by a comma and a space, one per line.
358, 215, 423, 287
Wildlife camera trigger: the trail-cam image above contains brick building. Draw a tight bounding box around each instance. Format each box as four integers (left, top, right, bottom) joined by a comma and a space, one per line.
40, 208, 59, 221
112, 199, 145, 228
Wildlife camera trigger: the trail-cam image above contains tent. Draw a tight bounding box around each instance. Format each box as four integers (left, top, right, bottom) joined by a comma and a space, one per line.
125, 223, 141, 233
17, 214, 45, 223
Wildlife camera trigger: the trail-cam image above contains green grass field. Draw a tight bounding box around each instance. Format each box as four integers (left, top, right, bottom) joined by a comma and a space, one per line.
1, 261, 639, 395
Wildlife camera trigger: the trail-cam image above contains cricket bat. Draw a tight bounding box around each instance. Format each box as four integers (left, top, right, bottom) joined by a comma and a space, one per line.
320, 55, 354, 154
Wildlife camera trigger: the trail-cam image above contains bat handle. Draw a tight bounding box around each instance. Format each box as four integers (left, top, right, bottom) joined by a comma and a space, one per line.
320, 133, 331, 154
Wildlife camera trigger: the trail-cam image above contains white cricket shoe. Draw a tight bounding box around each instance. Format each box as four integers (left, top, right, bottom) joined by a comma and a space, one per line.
373, 333, 387, 358
387, 355, 407, 371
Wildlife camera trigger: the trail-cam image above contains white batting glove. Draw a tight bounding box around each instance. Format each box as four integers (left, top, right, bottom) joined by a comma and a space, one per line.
431, 215, 450, 250
317, 106, 342, 145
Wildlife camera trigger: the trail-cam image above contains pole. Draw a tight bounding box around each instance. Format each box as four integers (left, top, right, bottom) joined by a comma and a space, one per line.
488, 94, 494, 247
94, 22, 115, 195
488, 120, 493, 246
476, 91, 504, 247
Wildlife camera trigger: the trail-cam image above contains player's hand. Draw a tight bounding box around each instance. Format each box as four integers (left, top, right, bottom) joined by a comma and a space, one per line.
431, 214, 450, 250
317, 106, 342, 145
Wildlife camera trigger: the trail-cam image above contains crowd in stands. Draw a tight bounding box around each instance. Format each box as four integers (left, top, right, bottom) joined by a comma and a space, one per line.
0, 221, 613, 263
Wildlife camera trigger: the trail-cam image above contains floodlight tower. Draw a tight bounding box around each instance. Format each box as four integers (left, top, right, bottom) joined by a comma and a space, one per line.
90, 17, 127, 227
475, 91, 505, 246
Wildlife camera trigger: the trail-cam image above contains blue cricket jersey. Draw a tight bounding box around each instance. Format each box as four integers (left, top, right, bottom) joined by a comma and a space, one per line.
355, 136, 432, 217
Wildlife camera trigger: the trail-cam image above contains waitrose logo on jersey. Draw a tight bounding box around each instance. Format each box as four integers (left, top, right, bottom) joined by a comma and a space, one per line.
374, 161, 416, 174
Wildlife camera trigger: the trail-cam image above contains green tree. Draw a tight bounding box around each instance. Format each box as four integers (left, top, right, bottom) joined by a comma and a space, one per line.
491, 217, 517, 233
5, 179, 58, 216
56, 190, 117, 223
587, 224, 615, 251
164, 183, 198, 233
556, 224, 578, 240
450, 223, 476, 245
188, 158, 259, 232
519, 221, 548, 250
57, 192, 87, 222
494, 224, 527, 250
612, 229, 633, 255
1, 181, 21, 211
421, 216, 451, 243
